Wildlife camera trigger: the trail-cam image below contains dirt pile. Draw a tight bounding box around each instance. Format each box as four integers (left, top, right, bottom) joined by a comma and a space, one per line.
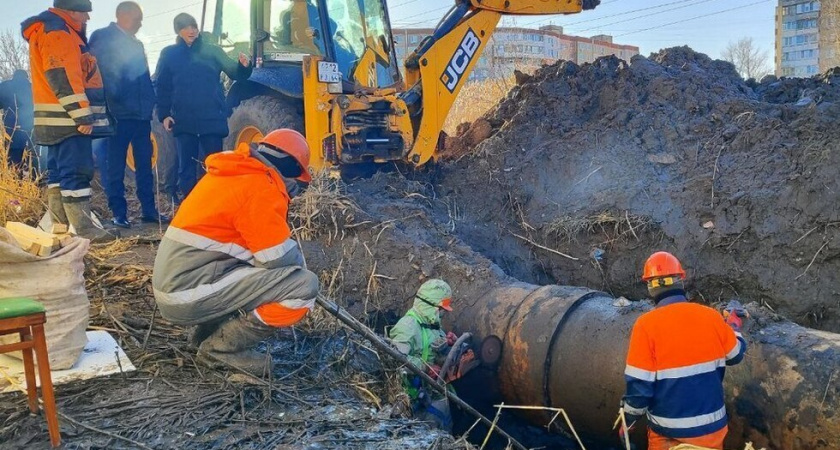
440, 46, 840, 332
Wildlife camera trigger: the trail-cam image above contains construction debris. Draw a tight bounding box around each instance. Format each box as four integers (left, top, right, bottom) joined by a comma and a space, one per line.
3, 221, 73, 257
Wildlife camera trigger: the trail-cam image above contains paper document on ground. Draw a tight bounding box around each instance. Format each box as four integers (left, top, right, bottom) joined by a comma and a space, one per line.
0, 330, 135, 394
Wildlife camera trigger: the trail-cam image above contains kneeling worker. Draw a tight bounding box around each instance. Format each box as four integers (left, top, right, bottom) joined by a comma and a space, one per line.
620, 251, 748, 450
389, 279, 459, 431
152, 129, 319, 375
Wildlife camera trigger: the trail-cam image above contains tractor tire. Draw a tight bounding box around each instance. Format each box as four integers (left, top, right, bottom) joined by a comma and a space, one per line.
225, 95, 304, 151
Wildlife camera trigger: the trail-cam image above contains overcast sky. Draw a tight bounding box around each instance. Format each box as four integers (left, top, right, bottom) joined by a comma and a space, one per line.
6, 0, 776, 67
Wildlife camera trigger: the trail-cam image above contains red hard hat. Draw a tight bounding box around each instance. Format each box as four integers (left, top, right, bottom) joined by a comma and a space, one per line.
259, 129, 311, 183
642, 251, 686, 281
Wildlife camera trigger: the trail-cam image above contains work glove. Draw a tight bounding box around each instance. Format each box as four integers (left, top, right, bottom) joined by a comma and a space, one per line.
446, 331, 457, 346
431, 336, 451, 355
724, 299, 749, 331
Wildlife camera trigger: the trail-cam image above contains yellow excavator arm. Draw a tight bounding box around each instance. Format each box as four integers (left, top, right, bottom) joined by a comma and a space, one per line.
404, 0, 599, 165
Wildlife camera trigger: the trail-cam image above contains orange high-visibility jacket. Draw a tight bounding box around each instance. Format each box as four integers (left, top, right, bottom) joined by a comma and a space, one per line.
623, 296, 746, 440
22, 9, 112, 145
152, 145, 311, 326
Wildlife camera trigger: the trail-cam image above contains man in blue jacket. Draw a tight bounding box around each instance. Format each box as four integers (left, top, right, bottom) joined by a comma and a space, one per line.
155, 13, 252, 201
90, 1, 168, 228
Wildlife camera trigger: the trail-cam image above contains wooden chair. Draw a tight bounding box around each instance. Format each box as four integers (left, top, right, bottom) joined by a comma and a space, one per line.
0, 297, 60, 447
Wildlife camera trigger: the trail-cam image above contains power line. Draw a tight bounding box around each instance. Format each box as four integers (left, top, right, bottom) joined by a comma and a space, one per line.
569, 0, 722, 34
144, 1, 203, 20
391, 5, 452, 26
389, 0, 423, 10
614, 0, 772, 37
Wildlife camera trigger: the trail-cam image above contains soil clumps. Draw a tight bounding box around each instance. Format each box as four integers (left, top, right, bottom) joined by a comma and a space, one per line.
441, 46, 840, 332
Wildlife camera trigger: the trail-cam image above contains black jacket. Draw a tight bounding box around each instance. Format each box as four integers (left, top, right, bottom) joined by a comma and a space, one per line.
154, 36, 252, 137
89, 23, 155, 121
0, 73, 33, 149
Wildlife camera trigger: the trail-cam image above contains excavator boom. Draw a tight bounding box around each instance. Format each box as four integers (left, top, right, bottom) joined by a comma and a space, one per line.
404, 0, 600, 165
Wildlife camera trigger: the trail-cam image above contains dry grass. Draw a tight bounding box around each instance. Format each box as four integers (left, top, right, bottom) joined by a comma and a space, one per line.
289, 172, 357, 243
0, 128, 42, 225
444, 76, 515, 134
546, 211, 651, 244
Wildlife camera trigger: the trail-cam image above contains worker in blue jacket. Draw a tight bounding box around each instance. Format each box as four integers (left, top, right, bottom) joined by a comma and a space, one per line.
154, 13, 252, 202
90, 1, 168, 228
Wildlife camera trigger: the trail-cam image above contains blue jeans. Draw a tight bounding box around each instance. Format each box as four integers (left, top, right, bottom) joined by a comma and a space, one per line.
106, 120, 157, 219
175, 134, 223, 197
47, 135, 94, 201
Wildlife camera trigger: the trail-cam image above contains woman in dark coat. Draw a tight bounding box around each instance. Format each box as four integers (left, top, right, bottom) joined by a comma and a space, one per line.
155, 13, 252, 200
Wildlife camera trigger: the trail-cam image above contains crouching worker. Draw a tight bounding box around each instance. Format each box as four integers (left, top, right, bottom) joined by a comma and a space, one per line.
152, 129, 318, 376
389, 279, 466, 431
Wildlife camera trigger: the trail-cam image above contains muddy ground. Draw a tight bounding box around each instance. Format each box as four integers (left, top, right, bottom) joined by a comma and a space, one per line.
0, 178, 588, 449
2, 164, 838, 448
3, 46, 839, 448
443, 47, 840, 332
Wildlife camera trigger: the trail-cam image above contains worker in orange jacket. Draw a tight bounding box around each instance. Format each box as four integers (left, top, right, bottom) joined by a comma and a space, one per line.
620, 252, 747, 450
152, 129, 319, 376
22, 0, 116, 241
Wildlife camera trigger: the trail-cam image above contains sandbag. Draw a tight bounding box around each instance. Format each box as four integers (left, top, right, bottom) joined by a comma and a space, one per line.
0, 228, 90, 369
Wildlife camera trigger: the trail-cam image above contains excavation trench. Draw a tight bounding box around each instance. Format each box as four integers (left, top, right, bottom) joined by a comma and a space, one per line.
449, 283, 840, 450
304, 173, 840, 450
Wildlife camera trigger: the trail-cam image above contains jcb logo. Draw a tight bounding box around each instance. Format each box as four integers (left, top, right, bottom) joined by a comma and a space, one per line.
440, 28, 480, 93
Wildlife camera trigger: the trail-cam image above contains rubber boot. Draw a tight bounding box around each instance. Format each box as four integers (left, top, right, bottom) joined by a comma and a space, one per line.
46, 186, 68, 226
63, 199, 119, 243
188, 318, 225, 350
197, 312, 276, 376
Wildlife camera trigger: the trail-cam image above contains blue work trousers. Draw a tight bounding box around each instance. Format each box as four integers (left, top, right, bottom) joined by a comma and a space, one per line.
106, 120, 157, 219
175, 133, 223, 197
47, 135, 94, 201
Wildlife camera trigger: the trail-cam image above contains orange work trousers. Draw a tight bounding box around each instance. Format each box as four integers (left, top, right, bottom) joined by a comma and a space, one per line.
647, 425, 728, 450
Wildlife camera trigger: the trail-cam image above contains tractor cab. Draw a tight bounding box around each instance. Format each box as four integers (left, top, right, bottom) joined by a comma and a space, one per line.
208, 0, 402, 93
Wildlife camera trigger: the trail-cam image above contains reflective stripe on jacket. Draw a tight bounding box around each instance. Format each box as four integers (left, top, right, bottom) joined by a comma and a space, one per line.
622, 295, 746, 439
152, 145, 309, 321
21, 9, 113, 145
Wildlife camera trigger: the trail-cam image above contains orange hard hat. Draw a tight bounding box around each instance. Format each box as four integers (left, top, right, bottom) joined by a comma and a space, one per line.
642, 251, 686, 281
259, 129, 311, 183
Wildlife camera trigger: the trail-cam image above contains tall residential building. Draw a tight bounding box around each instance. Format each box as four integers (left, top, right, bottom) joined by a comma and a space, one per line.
392, 26, 639, 81
775, 0, 840, 76
776, 0, 821, 77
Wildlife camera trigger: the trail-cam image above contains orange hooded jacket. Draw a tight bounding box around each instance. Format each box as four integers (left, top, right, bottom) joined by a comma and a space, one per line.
153, 145, 312, 327
22, 8, 113, 145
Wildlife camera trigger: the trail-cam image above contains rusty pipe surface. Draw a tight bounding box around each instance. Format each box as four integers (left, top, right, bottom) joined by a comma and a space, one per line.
450, 282, 840, 449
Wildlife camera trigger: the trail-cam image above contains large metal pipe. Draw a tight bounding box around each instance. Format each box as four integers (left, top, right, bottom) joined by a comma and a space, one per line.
450, 282, 840, 449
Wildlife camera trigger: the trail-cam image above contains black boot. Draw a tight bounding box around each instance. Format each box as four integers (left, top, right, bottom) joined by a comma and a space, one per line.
197, 312, 276, 376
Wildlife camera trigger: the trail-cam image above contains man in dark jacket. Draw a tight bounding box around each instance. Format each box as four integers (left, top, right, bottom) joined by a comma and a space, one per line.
22, 0, 116, 242
155, 13, 252, 200
90, 1, 168, 228
0, 70, 34, 167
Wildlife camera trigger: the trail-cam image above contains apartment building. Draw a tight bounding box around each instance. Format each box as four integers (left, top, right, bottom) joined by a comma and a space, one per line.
775, 0, 840, 76
776, 0, 821, 77
392, 25, 639, 81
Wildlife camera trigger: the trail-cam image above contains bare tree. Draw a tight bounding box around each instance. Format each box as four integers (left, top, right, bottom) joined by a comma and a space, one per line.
721, 37, 771, 80
0, 30, 28, 80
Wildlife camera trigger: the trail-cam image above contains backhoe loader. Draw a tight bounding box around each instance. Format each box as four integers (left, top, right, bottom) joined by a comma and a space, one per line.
188, 0, 599, 175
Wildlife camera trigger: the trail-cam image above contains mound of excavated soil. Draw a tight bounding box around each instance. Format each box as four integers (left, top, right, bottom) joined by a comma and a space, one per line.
439, 47, 840, 332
